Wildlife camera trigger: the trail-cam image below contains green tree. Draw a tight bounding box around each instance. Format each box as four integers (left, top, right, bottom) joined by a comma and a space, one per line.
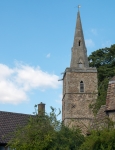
53, 125, 84, 150
88, 44, 115, 113
79, 127, 115, 150
8, 107, 84, 150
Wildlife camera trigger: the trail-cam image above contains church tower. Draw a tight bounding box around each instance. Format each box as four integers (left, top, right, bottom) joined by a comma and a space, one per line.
62, 8, 98, 133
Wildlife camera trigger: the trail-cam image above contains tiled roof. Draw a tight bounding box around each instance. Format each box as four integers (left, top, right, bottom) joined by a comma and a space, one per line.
0, 111, 32, 144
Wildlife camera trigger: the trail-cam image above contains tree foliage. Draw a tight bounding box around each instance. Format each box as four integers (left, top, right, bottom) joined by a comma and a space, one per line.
79, 128, 115, 150
53, 125, 84, 150
8, 107, 84, 150
88, 44, 115, 113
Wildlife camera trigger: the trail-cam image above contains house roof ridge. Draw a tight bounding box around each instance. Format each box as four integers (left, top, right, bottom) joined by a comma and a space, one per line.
0, 110, 33, 116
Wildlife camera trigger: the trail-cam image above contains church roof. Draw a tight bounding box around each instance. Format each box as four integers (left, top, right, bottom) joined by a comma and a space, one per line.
0, 111, 32, 144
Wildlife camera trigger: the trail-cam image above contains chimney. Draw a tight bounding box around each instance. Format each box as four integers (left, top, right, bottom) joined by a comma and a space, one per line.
38, 102, 45, 115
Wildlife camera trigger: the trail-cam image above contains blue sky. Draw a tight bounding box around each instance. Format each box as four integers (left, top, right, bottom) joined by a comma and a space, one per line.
0, 0, 115, 117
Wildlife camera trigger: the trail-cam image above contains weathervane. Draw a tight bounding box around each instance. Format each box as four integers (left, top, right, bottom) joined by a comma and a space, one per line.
78, 5, 81, 11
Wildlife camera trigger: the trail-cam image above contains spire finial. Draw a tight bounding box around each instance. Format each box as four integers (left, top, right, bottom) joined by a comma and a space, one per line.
78, 5, 81, 11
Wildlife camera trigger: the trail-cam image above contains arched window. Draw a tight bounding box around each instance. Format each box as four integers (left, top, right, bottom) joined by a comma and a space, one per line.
80, 81, 84, 92
78, 40, 81, 46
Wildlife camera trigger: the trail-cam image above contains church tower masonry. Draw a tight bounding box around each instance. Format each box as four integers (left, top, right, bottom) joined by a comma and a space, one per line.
62, 9, 98, 133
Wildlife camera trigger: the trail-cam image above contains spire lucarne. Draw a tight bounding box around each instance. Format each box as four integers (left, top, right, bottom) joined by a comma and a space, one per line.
70, 10, 89, 68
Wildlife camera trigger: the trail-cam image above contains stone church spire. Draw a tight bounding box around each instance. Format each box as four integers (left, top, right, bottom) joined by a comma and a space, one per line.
70, 9, 89, 68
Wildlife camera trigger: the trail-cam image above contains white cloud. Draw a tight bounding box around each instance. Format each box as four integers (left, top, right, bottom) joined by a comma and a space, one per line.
0, 80, 27, 105
85, 39, 95, 47
0, 63, 60, 105
15, 64, 59, 90
46, 53, 51, 58
0, 64, 14, 78
91, 29, 97, 35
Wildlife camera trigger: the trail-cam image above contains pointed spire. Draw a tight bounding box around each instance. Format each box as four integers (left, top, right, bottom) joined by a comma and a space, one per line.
73, 9, 85, 48
70, 8, 89, 68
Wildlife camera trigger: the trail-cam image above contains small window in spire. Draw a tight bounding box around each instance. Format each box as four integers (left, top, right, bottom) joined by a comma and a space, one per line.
78, 40, 81, 46
80, 81, 84, 92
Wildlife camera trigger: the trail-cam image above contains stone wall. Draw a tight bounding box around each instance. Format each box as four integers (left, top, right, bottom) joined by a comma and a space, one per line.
64, 118, 92, 135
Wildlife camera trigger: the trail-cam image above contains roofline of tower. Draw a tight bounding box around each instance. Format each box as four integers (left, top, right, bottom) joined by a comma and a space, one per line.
65, 67, 97, 73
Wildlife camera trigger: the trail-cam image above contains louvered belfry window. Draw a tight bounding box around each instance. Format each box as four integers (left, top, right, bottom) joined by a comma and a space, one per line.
80, 81, 84, 92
